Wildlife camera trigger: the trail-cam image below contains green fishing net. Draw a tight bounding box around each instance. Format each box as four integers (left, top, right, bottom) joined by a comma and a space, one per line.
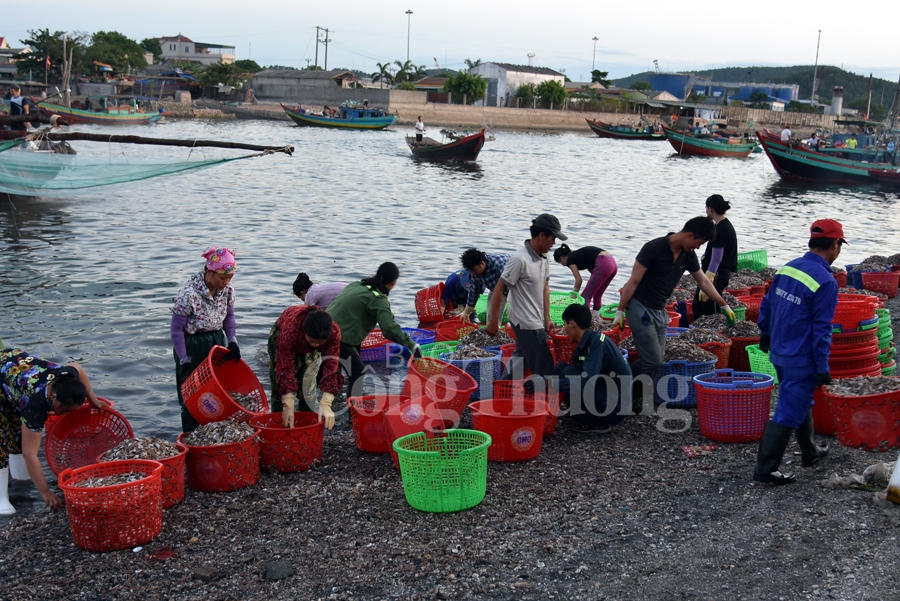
0, 143, 256, 196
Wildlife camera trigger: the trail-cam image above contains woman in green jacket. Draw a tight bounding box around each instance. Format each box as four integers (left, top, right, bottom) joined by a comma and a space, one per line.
327, 262, 421, 399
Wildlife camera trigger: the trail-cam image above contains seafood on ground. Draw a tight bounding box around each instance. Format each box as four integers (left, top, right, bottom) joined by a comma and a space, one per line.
826, 376, 900, 396
73, 472, 147, 488
101, 437, 181, 461
459, 328, 513, 348
183, 421, 257, 447
447, 344, 498, 360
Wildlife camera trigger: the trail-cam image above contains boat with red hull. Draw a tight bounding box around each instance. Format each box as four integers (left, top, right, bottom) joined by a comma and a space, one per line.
662, 126, 758, 157
586, 119, 664, 140
406, 129, 486, 161
868, 169, 900, 186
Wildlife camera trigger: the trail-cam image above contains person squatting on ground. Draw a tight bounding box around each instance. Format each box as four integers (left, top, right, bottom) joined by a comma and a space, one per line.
327, 262, 422, 400
487, 214, 567, 380
753, 219, 841, 485
554, 304, 632, 434
0, 349, 108, 513
170, 247, 240, 433
553, 244, 619, 311
693, 194, 739, 317
440, 269, 482, 318
268, 305, 343, 430
614, 217, 736, 409
457, 248, 511, 325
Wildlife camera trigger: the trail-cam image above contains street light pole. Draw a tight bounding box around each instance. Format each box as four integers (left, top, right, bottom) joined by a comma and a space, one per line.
406, 10, 413, 63
592, 36, 599, 72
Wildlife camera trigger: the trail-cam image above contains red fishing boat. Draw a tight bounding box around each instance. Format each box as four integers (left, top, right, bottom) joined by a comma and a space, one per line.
662, 126, 758, 157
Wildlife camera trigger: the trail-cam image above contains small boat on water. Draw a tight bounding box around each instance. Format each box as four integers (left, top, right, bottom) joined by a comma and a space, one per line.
39, 96, 164, 125
662, 126, 758, 157
586, 119, 664, 140
868, 169, 900, 187
757, 133, 897, 184
406, 129, 486, 161
280, 102, 397, 130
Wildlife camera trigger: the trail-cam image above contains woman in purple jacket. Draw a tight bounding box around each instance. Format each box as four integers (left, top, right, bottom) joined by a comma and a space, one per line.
293, 272, 347, 310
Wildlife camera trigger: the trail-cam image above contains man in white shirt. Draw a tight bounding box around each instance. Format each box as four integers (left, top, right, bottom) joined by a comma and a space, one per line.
780, 126, 792, 142
414, 116, 425, 144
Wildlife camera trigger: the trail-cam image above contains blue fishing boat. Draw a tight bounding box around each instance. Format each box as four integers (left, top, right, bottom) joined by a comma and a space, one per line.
280, 102, 397, 130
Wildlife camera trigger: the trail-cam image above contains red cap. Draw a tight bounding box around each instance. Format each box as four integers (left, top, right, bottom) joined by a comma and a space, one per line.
810, 219, 847, 243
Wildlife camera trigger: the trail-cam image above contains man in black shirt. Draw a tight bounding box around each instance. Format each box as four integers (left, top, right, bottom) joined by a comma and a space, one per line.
613, 216, 735, 410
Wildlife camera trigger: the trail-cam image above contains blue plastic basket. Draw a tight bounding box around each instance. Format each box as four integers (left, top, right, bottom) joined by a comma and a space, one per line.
363, 328, 437, 363
832, 315, 880, 334
654, 358, 718, 408
439, 348, 503, 402
667, 327, 688, 337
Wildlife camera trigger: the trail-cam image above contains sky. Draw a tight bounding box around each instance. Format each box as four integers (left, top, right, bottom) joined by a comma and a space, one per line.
5, 0, 899, 82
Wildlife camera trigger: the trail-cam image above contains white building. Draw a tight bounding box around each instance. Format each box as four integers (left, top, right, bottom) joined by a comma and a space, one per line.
157, 34, 235, 66
468, 62, 564, 107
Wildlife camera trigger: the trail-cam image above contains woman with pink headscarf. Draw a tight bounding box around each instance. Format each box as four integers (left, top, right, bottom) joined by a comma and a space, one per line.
170, 247, 239, 432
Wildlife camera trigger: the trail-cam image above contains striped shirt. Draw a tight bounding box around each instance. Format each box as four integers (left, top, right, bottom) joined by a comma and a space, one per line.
466, 252, 511, 307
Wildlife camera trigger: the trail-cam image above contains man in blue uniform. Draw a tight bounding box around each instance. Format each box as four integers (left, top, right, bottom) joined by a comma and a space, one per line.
554, 304, 632, 433
754, 219, 843, 485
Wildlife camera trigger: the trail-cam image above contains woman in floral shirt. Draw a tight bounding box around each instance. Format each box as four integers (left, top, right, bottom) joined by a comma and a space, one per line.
0, 347, 105, 513
170, 247, 240, 433
268, 305, 343, 430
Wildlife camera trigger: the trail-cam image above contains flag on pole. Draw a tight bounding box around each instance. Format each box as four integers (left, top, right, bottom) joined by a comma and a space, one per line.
45, 55, 51, 68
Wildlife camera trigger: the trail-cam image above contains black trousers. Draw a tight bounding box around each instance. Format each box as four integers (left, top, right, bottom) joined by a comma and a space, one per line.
692, 268, 732, 318
339, 343, 365, 398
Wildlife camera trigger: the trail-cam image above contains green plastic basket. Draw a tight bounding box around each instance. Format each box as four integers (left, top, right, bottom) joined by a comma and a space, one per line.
878, 347, 894, 365
599, 303, 619, 320
549, 291, 585, 325
731, 306, 747, 322
420, 341, 460, 359
474, 293, 508, 324
878, 328, 894, 349
393, 429, 491, 513
746, 344, 779, 384
876, 308, 890, 321
882, 363, 896, 376
737, 249, 769, 272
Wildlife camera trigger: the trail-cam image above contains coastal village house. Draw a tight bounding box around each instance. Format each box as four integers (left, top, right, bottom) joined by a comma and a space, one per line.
468, 62, 564, 107
0, 37, 32, 82
157, 34, 235, 66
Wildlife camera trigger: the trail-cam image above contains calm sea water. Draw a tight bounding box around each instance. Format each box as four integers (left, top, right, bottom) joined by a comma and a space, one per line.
2, 118, 899, 510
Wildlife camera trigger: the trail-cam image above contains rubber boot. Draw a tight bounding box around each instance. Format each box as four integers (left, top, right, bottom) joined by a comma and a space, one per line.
9, 454, 31, 480
796, 410, 829, 467
0, 467, 15, 515
753, 420, 796, 485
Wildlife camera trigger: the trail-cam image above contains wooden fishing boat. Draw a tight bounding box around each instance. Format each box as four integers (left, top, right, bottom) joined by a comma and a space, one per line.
757, 133, 897, 184
586, 119, 664, 140
406, 129, 486, 161
280, 103, 397, 130
868, 169, 900, 187
39, 97, 163, 125
662, 126, 758, 157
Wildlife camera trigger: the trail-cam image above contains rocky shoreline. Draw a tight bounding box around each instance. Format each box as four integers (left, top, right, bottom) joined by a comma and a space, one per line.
2, 297, 899, 600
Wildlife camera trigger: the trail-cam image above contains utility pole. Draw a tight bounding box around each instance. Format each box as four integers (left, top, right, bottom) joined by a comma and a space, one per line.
866, 73, 873, 121
314, 26, 320, 69
811, 29, 821, 103
323, 29, 330, 71
592, 36, 599, 72
405, 10, 413, 63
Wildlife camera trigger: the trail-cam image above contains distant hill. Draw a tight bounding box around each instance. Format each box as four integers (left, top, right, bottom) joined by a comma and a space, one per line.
613, 66, 897, 107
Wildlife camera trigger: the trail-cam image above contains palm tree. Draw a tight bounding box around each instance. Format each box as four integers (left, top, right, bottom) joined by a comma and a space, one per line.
372, 62, 394, 89
393, 59, 414, 84
410, 64, 428, 82
464, 58, 482, 71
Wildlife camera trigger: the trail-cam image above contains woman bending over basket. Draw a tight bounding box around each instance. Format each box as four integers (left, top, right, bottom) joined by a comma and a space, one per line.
327, 262, 423, 400
292, 272, 347, 311
170, 247, 240, 433
0, 348, 107, 513
553, 244, 618, 311
268, 305, 343, 430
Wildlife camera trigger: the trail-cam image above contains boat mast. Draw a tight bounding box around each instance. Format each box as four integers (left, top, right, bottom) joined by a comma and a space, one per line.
811, 30, 821, 104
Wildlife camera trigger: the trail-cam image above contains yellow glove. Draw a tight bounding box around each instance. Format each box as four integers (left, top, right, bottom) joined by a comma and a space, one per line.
698, 270, 716, 302
612, 310, 626, 330
281, 392, 296, 428
318, 392, 335, 430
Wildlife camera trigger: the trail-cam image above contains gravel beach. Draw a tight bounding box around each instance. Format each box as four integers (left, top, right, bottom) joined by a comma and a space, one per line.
3, 297, 899, 600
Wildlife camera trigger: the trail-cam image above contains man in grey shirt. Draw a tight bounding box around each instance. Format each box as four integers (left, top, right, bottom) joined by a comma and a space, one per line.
487, 214, 566, 378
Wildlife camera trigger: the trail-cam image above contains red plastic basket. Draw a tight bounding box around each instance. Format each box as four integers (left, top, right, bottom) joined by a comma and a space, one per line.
178, 429, 260, 492
58, 459, 163, 552
830, 364, 883, 379
401, 357, 478, 420
383, 397, 455, 469
824, 387, 900, 451
667, 312, 681, 327
45, 398, 115, 436
828, 350, 882, 373
346, 394, 410, 453
832, 300, 878, 330
831, 330, 879, 346
811, 387, 834, 436
435, 321, 479, 342
830, 339, 880, 357
734, 295, 763, 322
492, 379, 561, 435
862, 271, 900, 298
415, 282, 446, 323
469, 398, 549, 462
748, 285, 767, 296
724, 287, 750, 297
100, 442, 188, 509
693, 371, 774, 443
248, 413, 324, 473
550, 331, 578, 365
180, 345, 269, 425
45, 406, 134, 476
602, 326, 631, 346
833, 271, 848, 288
726, 337, 759, 373
699, 340, 732, 369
